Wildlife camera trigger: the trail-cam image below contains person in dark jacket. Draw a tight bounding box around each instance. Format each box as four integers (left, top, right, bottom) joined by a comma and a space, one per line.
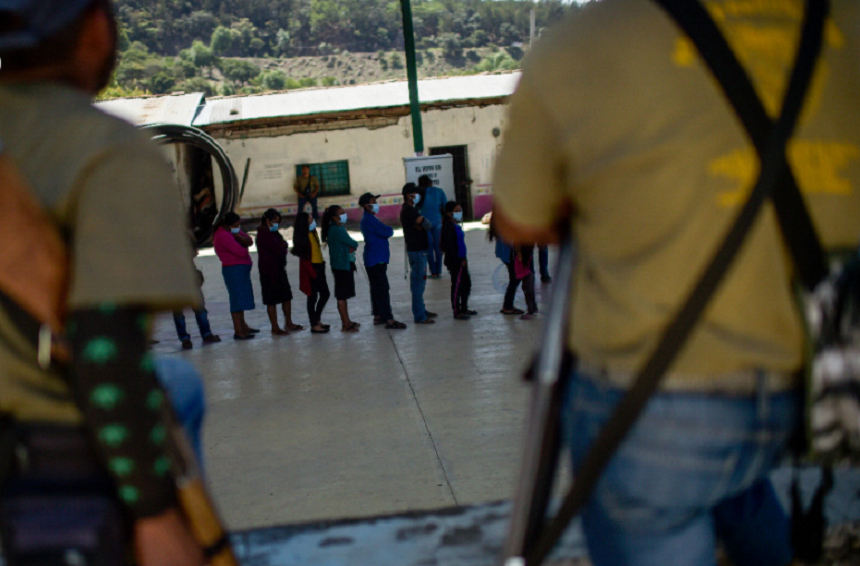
440, 201, 477, 320
255, 209, 305, 335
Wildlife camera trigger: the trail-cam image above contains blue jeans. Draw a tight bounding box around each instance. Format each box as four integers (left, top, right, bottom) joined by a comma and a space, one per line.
407, 251, 428, 322
298, 196, 318, 219
173, 308, 213, 342
427, 224, 443, 276
155, 358, 206, 471
539, 246, 550, 279
563, 370, 799, 566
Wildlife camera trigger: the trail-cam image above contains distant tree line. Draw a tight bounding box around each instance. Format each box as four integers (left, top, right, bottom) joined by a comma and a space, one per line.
102, 0, 576, 99
115, 0, 574, 57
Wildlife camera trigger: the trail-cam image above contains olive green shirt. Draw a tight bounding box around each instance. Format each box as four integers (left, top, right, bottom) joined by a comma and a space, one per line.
0, 82, 200, 423
294, 174, 320, 197
493, 0, 860, 387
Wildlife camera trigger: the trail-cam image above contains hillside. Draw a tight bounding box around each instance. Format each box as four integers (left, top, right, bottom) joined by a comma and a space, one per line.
101, 0, 573, 99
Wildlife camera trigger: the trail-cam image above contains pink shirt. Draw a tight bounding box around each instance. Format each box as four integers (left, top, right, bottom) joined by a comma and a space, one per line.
213, 227, 253, 267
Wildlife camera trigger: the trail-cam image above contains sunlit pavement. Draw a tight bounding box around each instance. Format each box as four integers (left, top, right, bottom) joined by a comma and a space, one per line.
152, 223, 553, 530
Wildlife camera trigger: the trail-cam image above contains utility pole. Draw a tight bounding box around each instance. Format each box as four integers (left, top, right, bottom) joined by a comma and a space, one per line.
400, 0, 425, 155
530, 8, 536, 47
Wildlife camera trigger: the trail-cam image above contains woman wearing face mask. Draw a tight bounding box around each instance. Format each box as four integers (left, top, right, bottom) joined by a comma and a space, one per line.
256, 208, 305, 336
440, 201, 476, 320
321, 205, 361, 332
213, 211, 258, 339
292, 212, 331, 333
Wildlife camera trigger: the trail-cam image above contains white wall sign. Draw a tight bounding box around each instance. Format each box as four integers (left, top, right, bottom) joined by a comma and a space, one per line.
403, 154, 455, 202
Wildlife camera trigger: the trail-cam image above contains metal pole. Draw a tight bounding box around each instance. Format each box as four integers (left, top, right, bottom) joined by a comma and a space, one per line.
400, 0, 425, 155
530, 8, 536, 47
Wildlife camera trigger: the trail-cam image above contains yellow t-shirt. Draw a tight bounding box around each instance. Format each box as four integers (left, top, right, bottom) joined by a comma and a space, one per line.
493, 0, 860, 385
310, 231, 324, 264
0, 83, 200, 423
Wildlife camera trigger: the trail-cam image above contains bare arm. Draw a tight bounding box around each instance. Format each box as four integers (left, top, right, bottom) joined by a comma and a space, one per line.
493, 206, 569, 246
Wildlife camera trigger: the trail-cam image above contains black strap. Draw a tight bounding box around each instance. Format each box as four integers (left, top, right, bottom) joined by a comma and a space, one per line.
654, 0, 829, 289
525, 2, 828, 564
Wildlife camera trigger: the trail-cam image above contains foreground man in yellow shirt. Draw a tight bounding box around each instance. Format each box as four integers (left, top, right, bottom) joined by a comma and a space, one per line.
494, 1, 860, 565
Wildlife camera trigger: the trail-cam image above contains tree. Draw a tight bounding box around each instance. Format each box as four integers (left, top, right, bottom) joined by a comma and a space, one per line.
260, 69, 287, 90
190, 40, 216, 77
221, 59, 260, 85
177, 77, 216, 96
321, 76, 338, 87
210, 26, 232, 55
148, 72, 176, 94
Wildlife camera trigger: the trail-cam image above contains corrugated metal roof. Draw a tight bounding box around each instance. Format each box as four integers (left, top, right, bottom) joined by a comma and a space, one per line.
95, 92, 204, 126
193, 72, 520, 127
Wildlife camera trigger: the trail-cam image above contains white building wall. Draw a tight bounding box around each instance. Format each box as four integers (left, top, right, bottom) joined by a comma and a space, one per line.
211, 104, 507, 215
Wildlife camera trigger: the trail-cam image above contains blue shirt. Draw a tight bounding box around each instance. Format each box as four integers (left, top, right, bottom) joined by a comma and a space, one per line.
455, 224, 467, 259
420, 185, 448, 227
361, 211, 394, 266
495, 239, 513, 264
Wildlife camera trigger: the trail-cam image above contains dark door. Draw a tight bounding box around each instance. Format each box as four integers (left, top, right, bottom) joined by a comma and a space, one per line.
429, 145, 472, 219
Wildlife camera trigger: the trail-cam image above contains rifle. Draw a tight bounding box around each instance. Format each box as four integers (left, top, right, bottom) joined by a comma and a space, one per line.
0, 148, 239, 566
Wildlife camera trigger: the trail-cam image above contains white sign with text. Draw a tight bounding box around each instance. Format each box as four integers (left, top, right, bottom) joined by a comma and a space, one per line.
403, 154, 455, 202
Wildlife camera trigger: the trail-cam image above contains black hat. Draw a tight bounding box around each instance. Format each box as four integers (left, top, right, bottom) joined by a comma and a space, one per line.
402, 182, 418, 196
358, 192, 380, 207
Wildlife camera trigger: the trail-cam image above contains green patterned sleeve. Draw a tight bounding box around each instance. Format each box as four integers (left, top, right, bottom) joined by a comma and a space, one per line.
67, 304, 177, 519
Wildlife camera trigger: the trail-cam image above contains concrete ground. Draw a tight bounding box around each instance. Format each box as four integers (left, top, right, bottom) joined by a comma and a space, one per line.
150, 222, 555, 531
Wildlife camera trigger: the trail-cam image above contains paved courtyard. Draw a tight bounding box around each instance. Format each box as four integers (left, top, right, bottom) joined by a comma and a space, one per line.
150, 222, 555, 531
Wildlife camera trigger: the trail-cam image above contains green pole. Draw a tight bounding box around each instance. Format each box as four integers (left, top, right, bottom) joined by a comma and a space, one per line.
400, 0, 424, 154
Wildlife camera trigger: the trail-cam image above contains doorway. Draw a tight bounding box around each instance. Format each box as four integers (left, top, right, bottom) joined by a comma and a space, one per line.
430, 145, 472, 219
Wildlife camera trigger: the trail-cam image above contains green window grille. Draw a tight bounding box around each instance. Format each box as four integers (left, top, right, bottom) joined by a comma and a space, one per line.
295, 160, 351, 197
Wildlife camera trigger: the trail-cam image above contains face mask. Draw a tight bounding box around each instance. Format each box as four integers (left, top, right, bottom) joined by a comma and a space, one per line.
371, 203, 380, 214
230, 227, 240, 234
309, 221, 317, 231
270, 223, 279, 232
453, 212, 463, 222
413, 194, 421, 205
339, 213, 348, 224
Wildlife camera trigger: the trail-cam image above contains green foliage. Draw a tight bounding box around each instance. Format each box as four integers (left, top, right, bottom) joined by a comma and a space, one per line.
299, 77, 317, 88
178, 77, 217, 96
210, 26, 233, 55
285, 77, 302, 89
389, 52, 403, 70
107, 0, 576, 96
221, 59, 260, 85
473, 51, 519, 73
321, 76, 339, 87
260, 69, 287, 90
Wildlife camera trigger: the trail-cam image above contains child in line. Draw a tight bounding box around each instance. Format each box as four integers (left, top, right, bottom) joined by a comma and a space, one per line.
292, 212, 331, 333
322, 205, 361, 332
440, 201, 477, 320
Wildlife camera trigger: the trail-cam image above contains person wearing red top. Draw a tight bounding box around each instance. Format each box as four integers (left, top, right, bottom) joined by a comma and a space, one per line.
212, 212, 258, 340
255, 208, 305, 335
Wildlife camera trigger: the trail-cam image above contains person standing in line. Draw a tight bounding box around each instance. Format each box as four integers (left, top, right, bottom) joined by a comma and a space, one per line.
359, 193, 407, 329
538, 245, 552, 284
440, 201, 476, 320
488, 222, 525, 316
255, 208, 305, 336
513, 244, 539, 320
292, 212, 331, 333
400, 183, 437, 325
321, 205, 361, 332
172, 257, 221, 349
418, 174, 448, 279
293, 164, 320, 220
213, 212, 258, 340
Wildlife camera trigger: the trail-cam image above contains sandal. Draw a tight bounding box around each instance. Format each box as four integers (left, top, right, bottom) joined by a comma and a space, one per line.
385, 321, 407, 329
342, 325, 359, 333
374, 317, 385, 326
286, 324, 305, 331
311, 326, 330, 334
500, 308, 525, 315
271, 329, 289, 336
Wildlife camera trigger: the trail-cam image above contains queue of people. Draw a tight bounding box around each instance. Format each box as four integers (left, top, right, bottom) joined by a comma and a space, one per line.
195, 183, 544, 340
